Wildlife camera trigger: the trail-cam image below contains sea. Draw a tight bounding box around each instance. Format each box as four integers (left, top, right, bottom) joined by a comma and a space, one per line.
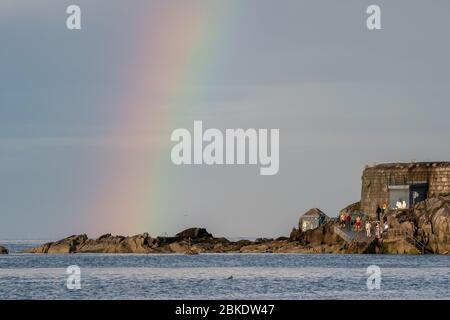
0, 240, 449, 300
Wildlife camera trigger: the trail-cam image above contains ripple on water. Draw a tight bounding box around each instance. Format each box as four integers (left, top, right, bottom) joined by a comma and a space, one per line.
0, 242, 449, 299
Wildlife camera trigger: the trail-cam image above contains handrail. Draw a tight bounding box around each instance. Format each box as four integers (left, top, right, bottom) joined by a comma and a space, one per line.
404, 231, 428, 253
385, 228, 428, 253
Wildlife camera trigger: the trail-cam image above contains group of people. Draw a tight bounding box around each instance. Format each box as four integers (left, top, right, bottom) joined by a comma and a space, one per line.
339, 212, 353, 229
365, 220, 389, 238
395, 199, 407, 209
340, 203, 390, 239
339, 213, 364, 232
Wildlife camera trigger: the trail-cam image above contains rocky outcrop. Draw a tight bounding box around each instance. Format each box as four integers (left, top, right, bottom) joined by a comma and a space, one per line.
175, 228, 212, 240
23, 227, 344, 254
382, 210, 424, 254
24, 234, 87, 254
290, 206, 344, 247
0, 245, 8, 254
295, 199, 450, 254
380, 196, 450, 254
24, 233, 159, 254
298, 221, 343, 246
23, 228, 236, 254
339, 201, 361, 216
414, 196, 450, 253
23, 198, 450, 255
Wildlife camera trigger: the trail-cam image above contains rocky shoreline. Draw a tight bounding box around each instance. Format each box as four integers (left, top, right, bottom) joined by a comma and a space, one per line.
8, 195, 449, 255
22, 227, 341, 254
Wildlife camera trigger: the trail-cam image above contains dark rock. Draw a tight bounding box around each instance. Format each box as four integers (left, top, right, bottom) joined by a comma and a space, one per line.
255, 238, 273, 244
156, 236, 178, 245
24, 233, 158, 254
413, 196, 450, 253
289, 228, 301, 241
235, 239, 252, 247
0, 246, 8, 254
213, 237, 230, 244
299, 221, 344, 246
175, 228, 213, 240
377, 196, 450, 253
23, 234, 88, 254
97, 233, 112, 240
339, 201, 361, 216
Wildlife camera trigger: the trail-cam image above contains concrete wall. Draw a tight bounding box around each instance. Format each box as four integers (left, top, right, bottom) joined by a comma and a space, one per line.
360, 163, 450, 219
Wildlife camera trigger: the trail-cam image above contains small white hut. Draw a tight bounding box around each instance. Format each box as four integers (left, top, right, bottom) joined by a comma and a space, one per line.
299, 208, 329, 232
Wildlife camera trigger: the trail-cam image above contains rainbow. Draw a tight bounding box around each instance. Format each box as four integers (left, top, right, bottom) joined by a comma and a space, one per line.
85, 2, 234, 236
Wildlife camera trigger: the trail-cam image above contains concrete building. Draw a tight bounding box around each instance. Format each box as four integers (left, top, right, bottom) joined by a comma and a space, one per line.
299, 208, 330, 232
361, 162, 450, 219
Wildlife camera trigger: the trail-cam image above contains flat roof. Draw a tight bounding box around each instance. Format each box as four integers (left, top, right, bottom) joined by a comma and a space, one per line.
366, 162, 450, 169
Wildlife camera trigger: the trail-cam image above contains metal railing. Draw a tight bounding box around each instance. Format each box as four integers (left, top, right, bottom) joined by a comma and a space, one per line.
385, 229, 429, 253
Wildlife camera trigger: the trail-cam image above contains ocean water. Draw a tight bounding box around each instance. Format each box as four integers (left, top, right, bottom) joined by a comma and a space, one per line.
0, 240, 449, 300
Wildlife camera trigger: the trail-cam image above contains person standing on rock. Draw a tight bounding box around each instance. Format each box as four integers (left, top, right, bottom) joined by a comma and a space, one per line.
383, 221, 389, 233
346, 214, 351, 229
376, 204, 382, 221
365, 221, 372, 237
340, 213, 346, 227
355, 216, 362, 233
375, 223, 381, 239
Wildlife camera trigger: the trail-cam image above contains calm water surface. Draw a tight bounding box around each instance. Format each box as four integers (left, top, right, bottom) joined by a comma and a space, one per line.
0, 240, 449, 299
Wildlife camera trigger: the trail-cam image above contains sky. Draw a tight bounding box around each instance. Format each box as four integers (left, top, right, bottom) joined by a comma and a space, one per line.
1, 0, 450, 239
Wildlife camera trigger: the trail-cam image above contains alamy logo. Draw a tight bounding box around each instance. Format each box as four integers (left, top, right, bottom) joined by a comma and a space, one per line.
66, 265, 81, 290
66, 5, 81, 30
170, 121, 279, 175
366, 265, 381, 290
366, 5, 381, 30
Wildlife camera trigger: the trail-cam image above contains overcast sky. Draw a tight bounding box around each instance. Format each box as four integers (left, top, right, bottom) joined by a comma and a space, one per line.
1, 0, 450, 239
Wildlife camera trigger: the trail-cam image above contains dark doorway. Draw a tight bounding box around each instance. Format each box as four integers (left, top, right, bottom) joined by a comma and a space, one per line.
410, 183, 428, 206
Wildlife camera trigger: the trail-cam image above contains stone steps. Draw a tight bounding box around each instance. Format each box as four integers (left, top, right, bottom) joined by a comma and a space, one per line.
334, 226, 374, 244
